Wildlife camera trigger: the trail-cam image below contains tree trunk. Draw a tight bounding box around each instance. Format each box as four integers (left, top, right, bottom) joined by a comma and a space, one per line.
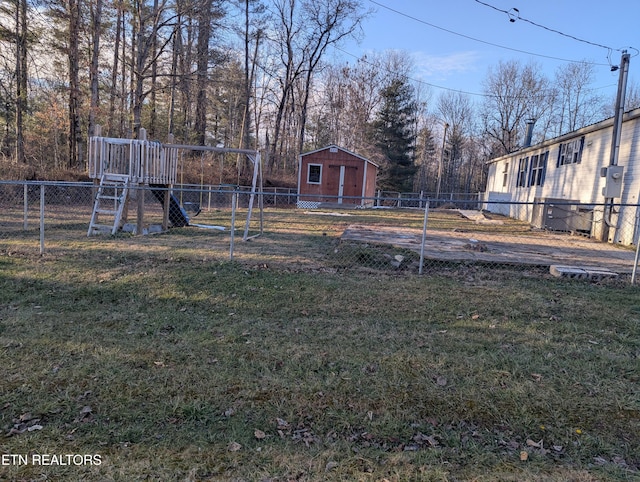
194, 0, 213, 146
149, 0, 159, 138
68, 0, 81, 167
120, 10, 128, 136
168, 12, 181, 137
179, 15, 194, 141
297, 68, 313, 155
107, 3, 122, 136
89, 0, 103, 139
242, 0, 251, 150
15, 0, 27, 164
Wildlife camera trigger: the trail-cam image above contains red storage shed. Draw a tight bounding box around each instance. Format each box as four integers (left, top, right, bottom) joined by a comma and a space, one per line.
297, 145, 378, 208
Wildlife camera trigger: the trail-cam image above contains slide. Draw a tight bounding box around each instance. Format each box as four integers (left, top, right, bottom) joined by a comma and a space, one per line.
150, 185, 190, 227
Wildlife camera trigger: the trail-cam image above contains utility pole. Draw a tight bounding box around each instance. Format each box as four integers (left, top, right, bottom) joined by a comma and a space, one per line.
609, 51, 630, 168
603, 50, 630, 241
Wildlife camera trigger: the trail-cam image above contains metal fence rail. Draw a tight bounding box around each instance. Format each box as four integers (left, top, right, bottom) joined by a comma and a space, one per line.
1, 180, 638, 283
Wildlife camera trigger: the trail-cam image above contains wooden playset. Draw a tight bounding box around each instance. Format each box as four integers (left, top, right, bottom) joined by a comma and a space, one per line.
87, 126, 262, 240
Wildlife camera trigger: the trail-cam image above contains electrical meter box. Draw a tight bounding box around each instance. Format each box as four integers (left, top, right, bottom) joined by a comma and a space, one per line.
601, 165, 624, 198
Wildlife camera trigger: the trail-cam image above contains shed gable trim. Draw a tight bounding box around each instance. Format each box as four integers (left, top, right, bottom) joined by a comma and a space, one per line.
300, 144, 379, 168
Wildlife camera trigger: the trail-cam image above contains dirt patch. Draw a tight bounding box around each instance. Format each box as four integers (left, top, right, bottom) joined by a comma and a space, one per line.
341, 224, 637, 273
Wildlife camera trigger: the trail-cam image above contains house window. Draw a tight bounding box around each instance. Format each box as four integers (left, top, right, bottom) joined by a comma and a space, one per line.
502, 162, 509, 187
557, 136, 585, 166
307, 164, 322, 184
529, 151, 548, 186
516, 157, 528, 187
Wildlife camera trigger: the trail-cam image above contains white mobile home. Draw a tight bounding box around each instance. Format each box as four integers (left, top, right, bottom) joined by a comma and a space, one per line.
484, 108, 640, 245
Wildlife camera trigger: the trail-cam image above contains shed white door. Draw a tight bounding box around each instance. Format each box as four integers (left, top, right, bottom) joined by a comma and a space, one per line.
338, 166, 345, 204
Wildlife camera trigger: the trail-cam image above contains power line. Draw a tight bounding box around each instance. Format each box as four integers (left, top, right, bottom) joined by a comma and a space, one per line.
333, 45, 618, 101
333, 45, 488, 98
473, 0, 619, 53
367, 0, 611, 67
264, 1, 621, 100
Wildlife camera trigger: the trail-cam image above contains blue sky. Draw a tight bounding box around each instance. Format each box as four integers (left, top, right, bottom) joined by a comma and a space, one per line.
335, 0, 640, 103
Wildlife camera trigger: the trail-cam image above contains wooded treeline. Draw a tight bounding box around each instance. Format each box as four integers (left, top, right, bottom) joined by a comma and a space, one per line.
0, 0, 637, 192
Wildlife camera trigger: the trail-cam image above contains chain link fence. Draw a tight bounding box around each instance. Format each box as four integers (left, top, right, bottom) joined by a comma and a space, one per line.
1, 180, 639, 282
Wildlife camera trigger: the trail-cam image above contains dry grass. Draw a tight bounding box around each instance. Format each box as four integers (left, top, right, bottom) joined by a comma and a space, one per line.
0, 207, 639, 480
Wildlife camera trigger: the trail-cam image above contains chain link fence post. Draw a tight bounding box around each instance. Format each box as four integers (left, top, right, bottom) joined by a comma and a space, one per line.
23, 183, 28, 230
419, 201, 430, 275
230, 191, 237, 260
39, 183, 45, 255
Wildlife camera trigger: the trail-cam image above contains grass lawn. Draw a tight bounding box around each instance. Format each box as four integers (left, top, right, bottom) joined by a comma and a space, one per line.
0, 210, 639, 481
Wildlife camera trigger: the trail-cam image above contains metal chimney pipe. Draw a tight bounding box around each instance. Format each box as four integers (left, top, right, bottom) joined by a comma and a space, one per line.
523, 118, 536, 148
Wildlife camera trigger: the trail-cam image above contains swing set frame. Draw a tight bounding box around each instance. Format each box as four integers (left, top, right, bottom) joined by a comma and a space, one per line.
88, 127, 263, 241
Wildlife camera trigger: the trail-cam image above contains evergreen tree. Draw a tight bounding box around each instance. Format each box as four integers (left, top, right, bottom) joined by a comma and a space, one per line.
373, 77, 418, 192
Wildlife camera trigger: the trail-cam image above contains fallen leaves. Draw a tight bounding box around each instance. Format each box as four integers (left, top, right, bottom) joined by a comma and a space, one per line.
74, 405, 94, 423
593, 455, 629, 468
403, 432, 441, 452
495, 431, 568, 462
526, 438, 543, 448
276, 417, 289, 431
5, 413, 43, 437
275, 417, 318, 447
325, 460, 339, 472
227, 441, 242, 452
412, 432, 439, 447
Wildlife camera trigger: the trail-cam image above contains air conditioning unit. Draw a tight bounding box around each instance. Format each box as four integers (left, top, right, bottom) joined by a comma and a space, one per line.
532, 198, 593, 234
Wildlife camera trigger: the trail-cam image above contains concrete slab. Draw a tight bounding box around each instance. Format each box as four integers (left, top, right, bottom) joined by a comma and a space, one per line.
550, 265, 619, 280
340, 224, 637, 273
458, 210, 504, 224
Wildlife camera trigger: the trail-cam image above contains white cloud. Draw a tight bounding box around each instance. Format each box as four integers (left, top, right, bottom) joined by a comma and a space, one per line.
412, 51, 483, 80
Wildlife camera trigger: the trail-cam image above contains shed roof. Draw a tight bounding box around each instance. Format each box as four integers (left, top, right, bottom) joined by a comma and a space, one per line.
300, 144, 379, 168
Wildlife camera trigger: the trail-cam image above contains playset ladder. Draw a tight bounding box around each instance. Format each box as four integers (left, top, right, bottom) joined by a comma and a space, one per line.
87, 173, 130, 236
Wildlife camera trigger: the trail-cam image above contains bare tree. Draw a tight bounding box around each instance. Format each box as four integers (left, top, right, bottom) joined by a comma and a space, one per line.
343, 60, 378, 150
602, 79, 640, 117
625, 80, 640, 111
413, 124, 438, 193
13, 0, 28, 164
554, 61, 603, 135
107, 0, 123, 136
193, 0, 213, 144
309, 50, 411, 159
130, 0, 178, 138
167, 0, 187, 138
437, 91, 474, 194
481, 59, 551, 155
68, 0, 81, 167
267, 0, 368, 173
296, 0, 367, 154
237, 0, 264, 151
45, 0, 84, 167
88, 0, 103, 139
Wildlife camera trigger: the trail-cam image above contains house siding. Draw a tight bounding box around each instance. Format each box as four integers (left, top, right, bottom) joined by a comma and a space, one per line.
484, 108, 640, 244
